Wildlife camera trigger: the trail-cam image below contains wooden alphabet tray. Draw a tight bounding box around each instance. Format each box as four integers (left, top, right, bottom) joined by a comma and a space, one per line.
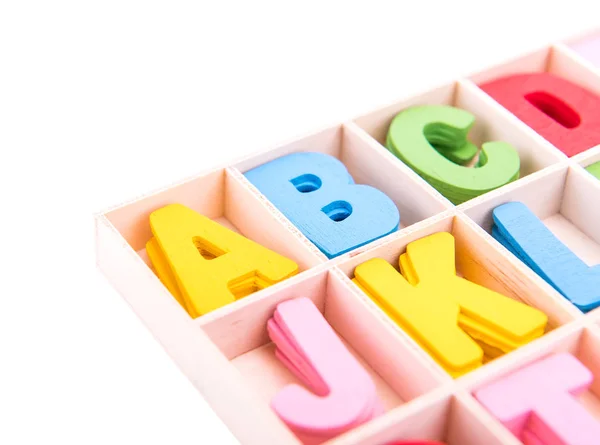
95, 29, 600, 445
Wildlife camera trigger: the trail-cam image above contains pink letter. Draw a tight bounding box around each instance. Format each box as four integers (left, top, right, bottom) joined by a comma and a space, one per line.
268, 297, 382, 441
474, 353, 600, 445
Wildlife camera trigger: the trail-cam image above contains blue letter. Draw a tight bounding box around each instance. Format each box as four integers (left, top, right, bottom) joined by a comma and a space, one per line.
492, 201, 600, 312
245, 152, 400, 258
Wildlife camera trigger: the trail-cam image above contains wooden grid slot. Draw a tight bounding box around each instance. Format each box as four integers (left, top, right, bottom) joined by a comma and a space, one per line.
337, 212, 576, 339
468, 43, 600, 96
234, 123, 451, 236
458, 324, 600, 440
469, 43, 600, 155
461, 164, 600, 317
104, 167, 323, 271
102, 166, 328, 320
197, 268, 449, 443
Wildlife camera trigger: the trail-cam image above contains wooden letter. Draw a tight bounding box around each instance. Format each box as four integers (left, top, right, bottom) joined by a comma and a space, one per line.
353, 233, 547, 377
479, 73, 600, 157
269, 298, 382, 441
475, 353, 600, 445
147, 203, 298, 317
385, 105, 520, 204
492, 201, 600, 312
244, 152, 400, 258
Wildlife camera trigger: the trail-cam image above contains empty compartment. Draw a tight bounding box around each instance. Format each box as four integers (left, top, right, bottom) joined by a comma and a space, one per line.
325, 392, 519, 445
352, 81, 562, 206
335, 213, 576, 379
234, 123, 450, 236
103, 167, 323, 317
465, 325, 600, 442
462, 164, 600, 314
197, 268, 447, 444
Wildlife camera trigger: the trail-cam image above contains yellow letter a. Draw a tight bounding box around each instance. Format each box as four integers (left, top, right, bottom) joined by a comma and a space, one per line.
146, 203, 299, 318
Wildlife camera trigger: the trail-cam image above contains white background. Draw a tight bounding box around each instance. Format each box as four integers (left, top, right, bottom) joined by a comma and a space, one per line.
1, 1, 599, 444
